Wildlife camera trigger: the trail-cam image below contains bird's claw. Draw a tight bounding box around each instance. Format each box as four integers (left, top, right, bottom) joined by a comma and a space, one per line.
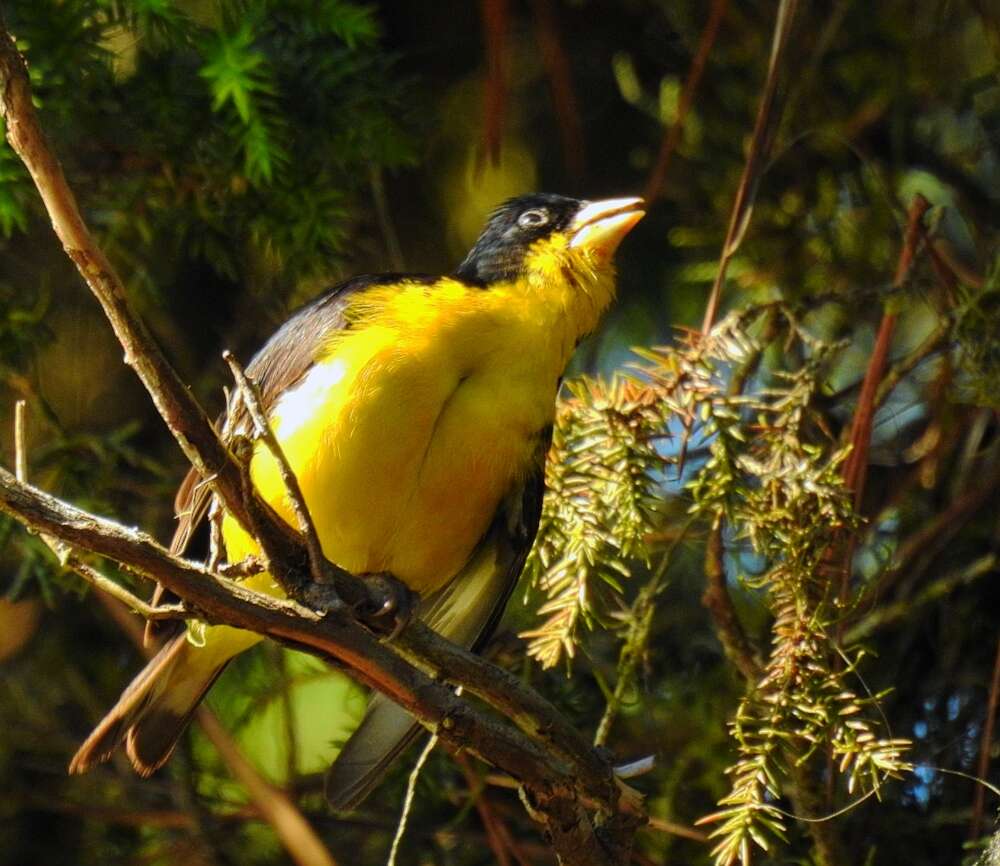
359, 572, 415, 640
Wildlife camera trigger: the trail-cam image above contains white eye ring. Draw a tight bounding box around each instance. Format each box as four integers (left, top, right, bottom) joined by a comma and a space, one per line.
518, 208, 549, 229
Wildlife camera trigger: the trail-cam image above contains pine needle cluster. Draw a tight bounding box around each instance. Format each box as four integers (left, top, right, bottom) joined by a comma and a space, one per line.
521, 376, 670, 669
687, 318, 913, 863
523, 305, 916, 864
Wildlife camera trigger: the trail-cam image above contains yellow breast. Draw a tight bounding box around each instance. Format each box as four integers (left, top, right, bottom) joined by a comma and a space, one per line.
222, 279, 574, 596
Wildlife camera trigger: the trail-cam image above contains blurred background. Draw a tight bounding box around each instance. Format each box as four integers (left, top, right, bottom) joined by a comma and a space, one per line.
0, 1, 998, 864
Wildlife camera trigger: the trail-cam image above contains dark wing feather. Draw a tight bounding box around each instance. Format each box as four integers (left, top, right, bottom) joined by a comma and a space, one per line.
324, 428, 551, 811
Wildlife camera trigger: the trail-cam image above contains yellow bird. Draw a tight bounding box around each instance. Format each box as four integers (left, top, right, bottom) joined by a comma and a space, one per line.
70, 193, 644, 808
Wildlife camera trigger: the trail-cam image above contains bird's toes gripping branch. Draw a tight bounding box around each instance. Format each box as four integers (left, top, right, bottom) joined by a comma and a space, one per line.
303, 571, 415, 640
357, 571, 416, 640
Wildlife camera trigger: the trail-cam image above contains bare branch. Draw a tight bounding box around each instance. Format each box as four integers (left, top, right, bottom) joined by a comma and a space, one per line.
701, 0, 799, 333
644, 0, 729, 203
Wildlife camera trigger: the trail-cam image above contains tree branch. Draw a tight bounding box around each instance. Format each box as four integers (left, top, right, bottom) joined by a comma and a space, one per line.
701, 524, 761, 683
0, 18, 337, 602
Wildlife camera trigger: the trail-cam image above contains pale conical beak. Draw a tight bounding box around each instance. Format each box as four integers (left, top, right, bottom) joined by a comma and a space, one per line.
568, 196, 645, 260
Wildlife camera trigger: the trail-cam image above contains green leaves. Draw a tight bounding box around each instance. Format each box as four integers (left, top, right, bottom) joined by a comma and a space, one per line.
200, 23, 287, 184
201, 25, 270, 125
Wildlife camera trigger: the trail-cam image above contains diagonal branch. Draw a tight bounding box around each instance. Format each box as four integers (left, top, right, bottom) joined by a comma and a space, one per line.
701, 0, 799, 334
0, 20, 331, 600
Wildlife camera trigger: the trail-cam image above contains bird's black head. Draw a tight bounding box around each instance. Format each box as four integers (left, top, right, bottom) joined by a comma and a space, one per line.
454, 193, 583, 285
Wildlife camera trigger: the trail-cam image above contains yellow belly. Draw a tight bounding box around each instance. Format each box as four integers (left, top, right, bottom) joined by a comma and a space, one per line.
222, 286, 564, 597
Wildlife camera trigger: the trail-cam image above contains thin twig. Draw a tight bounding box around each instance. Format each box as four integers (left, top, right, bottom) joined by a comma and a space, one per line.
872, 315, 952, 408
69, 557, 187, 620
644, 0, 729, 202
530, 0, 585, 181
840, 194, 931, 505
13, 399, 26, 482
646, 816, 708, 844
455, 753, 514, 866
369, 165, 405, 272
864, 465, 1000, 607
223, 350, 332, 588
834, 194, 932, 654
846, 554, 996, 644
479, 0, 508, 171
676, 0, 797, 475
199, 710, 340, 866
701, 0, 799, 334
387, 734, 438, 866
972, 634, 1000, 839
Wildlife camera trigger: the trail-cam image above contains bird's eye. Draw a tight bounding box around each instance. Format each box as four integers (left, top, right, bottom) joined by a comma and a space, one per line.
517, 208, 549, 229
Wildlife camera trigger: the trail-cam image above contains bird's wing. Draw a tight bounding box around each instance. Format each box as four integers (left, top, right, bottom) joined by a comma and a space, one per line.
324, 430, 550, 811
148, 275, 433, 639
171, 274, 426, 553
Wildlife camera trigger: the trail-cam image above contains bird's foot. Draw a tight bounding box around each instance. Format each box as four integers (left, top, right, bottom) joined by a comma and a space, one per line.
302, 581, 346, 614
357, 572, 415, 640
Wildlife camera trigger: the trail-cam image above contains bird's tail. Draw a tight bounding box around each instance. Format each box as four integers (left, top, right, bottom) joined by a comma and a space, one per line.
69, 633, 227, 776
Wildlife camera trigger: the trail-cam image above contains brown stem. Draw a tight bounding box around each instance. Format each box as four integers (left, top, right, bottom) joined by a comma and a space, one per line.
479, 0, 508, 170
863, 464, 1000, 607
198, 710, 340, 866
701, 524, 761, 683
841, 195, 931, 506
644, 0, 728, 203
455, 754, 515, 866
971, 634, 1000, 839
872, 315, 952, 408
530, 0, 585, 181
786, 766, 850, 866
836, 195, 932, 625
